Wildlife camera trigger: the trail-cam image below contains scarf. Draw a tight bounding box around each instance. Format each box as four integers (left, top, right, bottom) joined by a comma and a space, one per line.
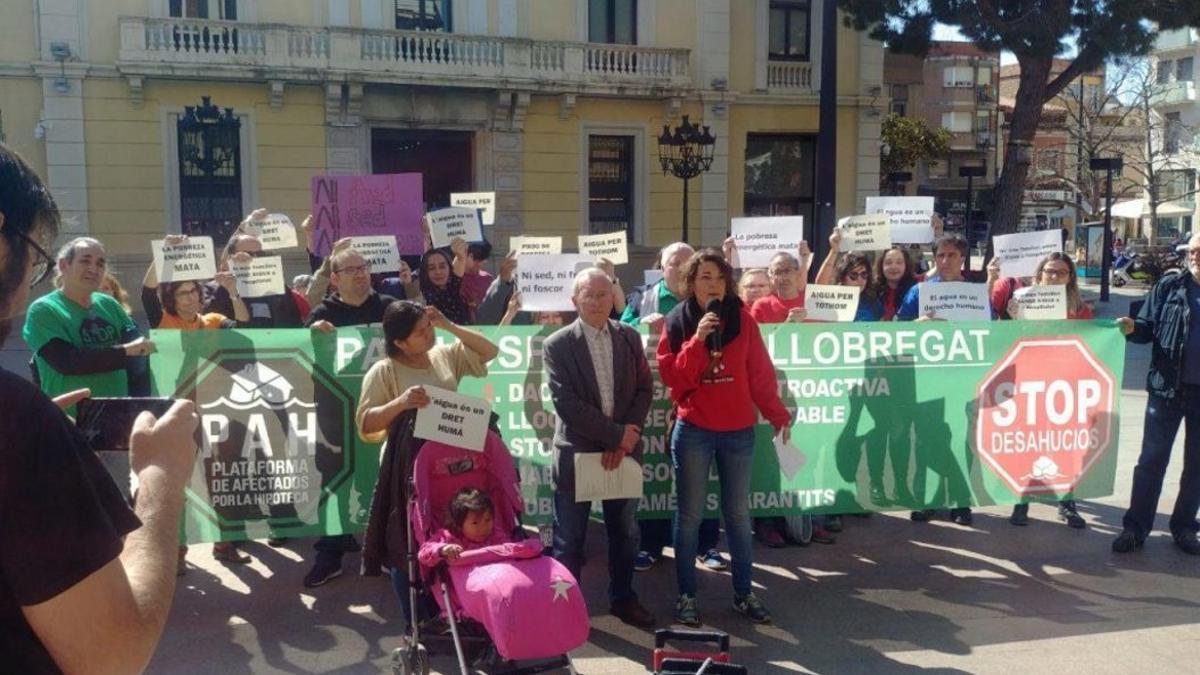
419, 249, 471, 325
665, 294, 743, 354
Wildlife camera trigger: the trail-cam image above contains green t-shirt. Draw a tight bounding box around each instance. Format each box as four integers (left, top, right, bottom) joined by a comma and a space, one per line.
620, 280, 682, 325
23, 289, 136, 401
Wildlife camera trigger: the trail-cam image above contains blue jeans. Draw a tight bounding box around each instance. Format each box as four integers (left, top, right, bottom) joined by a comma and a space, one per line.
640, 517, 720, 556
671, 420, 755, 598
553, 489, 639, 603
1122, 389, 1200, 539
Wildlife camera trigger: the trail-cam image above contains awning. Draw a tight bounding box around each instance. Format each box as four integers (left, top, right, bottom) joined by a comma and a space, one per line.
1108, 199, 1195, 219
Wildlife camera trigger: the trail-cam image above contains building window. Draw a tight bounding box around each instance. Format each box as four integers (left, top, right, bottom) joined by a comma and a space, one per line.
1179, 57, 1195, 82
396, 0, 452, 31
1165, 112, 1184, 154
941, 112, 972, 133
1158, 59, 1174, 84
169, 0, 237, 19
587, 135, 636, 238
768, 1, 811, 61
371, 128, 473, 211
589, 0, 636, 45
744, 134, 816, 240
943, 66, 974, 88
1157, 169, 1196, 201
177, 98, 243, 244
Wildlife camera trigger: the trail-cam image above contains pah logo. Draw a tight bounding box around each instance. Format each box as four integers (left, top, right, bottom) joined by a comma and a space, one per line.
186, 353, 356, 523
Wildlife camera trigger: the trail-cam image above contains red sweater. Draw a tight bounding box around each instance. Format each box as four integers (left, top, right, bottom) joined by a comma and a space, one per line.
749, 293, 805, 324
656, 307, 791, 432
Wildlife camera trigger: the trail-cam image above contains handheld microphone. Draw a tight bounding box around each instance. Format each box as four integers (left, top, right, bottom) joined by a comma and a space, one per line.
704, 298, 722, 353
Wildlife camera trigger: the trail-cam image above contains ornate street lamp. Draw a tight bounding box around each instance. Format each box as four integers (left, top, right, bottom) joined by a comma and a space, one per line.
657, 115, 716, 242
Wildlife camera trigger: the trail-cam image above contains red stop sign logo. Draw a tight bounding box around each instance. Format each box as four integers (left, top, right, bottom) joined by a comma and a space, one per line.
975, 337, 1115, 496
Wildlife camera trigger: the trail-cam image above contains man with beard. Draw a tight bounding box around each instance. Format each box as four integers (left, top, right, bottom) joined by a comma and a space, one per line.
1114, 232, 1200, 555
0, 143, 199, 673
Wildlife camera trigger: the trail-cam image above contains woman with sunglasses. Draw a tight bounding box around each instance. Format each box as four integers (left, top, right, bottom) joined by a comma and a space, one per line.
990, 252, 1092, 529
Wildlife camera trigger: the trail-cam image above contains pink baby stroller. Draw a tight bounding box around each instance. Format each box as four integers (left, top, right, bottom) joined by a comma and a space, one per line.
392, 430, 588, 675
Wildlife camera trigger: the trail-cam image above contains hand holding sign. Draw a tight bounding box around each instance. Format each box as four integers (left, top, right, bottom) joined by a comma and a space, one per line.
253, 213, 299, 250
427, 207, 483, 249
517, 254, 588, 312
230, 256, 286, 298
1011, 285, 1068, 320
836, 214, 892, 251
348, 236, 402, 273
993, 230, 1062, 279
152, 236, 216, 283
865, 196, 935, 244
918, 281, 991, 321
730, 216, 804, 268
413, 386, 492, 452
578, 231, 628, 265
804, 284, 861, 322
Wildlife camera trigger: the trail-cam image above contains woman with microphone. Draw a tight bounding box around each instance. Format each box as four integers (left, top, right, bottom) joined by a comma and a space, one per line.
657, 248, 792, 627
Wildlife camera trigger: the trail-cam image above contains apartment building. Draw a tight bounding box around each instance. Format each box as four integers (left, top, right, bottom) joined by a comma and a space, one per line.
1150, 26, 1199, 239
884, 41, 1000, 239
0, 0, 886, 288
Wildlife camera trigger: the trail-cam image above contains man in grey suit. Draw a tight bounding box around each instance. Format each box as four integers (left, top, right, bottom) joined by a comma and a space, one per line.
543, 267, 655, 628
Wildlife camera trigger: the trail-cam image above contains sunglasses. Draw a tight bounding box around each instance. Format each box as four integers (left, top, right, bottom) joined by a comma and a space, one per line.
13, 230, 54, 287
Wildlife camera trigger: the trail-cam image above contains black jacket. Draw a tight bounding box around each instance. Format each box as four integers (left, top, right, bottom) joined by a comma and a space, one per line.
1128, 272, 1197, 399
362, 411, 421, 577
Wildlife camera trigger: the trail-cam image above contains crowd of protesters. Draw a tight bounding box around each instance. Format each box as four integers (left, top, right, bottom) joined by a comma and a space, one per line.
4, 137, 1200, 673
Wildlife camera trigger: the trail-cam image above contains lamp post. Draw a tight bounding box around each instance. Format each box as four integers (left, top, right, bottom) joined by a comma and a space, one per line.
1090, 155, 1123, 302
657, 115, 715, 242
960, 163, 987, 273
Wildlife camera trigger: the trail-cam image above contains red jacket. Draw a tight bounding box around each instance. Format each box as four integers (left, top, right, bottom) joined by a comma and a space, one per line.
656, 307, 791, 432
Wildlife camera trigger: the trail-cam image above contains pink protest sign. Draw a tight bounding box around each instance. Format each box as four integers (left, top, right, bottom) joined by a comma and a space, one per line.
310, 173, 424, 256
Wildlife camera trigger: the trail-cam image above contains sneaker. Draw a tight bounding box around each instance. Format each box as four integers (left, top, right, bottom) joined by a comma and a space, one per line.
303, 558, 344, 587
634, 551, 658, 572
1009, 503, 1030, 526
810, 526, 837, 545
950, 508, 974, 526
732, 592, 772, 624
698, 549, 730, 570
910, 509, 934, 522
824, 515, 843, 532
675, 593, 700, 627
267, 537, 289, 547
1174, 531, 1200, 555
1111, 530, 1143, 553
1058, 501, 1086, 529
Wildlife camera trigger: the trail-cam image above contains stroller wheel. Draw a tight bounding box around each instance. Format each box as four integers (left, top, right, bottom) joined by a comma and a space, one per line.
390, 644, 429, 675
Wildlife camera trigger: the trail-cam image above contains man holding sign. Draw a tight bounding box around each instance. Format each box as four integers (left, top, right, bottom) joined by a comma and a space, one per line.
544, 268, 655, 629
204, 231, 309, 329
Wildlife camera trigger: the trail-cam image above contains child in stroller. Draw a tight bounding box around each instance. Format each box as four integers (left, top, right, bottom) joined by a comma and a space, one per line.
396, 431, 588, 675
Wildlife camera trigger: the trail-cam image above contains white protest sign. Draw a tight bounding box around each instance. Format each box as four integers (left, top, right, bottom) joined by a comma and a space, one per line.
730, 216, 803, 269
427, 207, 483, 249
516, 253, 588, 312
573, 455, 643, 502
918, 281, 991, 321
837, 213, 892, 251
151, 236, 216, 283
865, 196, 935, 244
993, 229, 1062, 279
643, 269, 663, 288
414, 386, 492, 452
450, 192, 496, 226
804, 284, 861, 322
253, 213, 299, 250
577, 230, 629, 265
348, 236, 402, 273
510, 236, 562, 256
230, 256, 286, 298
774, 434, 807, 481
1013, 285, 1068, 320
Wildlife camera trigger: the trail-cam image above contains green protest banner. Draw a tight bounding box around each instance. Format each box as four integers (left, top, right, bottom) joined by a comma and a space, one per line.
152, 320, 1124, 543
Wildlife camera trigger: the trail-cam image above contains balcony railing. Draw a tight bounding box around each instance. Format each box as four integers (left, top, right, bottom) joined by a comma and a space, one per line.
1150, 80, 1197, 108
118, 17, 691, 93
1156, 28, 1198, 53
766, 61, 815, 93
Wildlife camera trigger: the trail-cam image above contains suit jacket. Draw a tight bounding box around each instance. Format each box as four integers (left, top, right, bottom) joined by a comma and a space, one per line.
543, 318, 653, 493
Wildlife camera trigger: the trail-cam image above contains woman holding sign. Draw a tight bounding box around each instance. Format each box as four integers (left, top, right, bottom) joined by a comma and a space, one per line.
997, 252, 1091, 529
657, 249, 791, 626
418, 241, 472, 325
356, 299, 499, 629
